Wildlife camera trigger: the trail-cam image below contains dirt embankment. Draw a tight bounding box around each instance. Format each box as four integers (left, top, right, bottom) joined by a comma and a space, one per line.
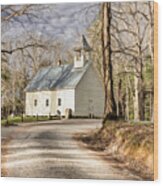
79, 121, 154, 180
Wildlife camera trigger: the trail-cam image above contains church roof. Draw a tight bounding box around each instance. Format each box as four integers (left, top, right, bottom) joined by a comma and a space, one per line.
25, 62, 91, 92
74, 35, 92, 52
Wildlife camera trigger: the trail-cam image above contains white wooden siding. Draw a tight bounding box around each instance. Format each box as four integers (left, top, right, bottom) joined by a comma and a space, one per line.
56, 89, 75, 115
25, 89, 75, 116
25, 91, 57, 116
75, 65, 105, 117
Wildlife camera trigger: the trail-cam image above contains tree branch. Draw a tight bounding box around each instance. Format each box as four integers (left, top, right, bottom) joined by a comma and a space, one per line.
1, 43, 46, 54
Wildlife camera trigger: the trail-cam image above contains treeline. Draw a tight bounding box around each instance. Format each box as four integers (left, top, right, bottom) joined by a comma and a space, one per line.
1, 5, 73, 118
88, 2, 154, 122
1, 34, 73, 118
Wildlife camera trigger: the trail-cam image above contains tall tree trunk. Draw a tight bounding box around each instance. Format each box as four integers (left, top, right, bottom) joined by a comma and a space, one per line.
117, 78, 122, 117
125, 86, 129, 121
139, 79, 145, 120
12, 76, 16, 115
135, 23, 145, 121
148, 2, 154, 122
138, 60, 145, 120
101, 2, 117, 121
133, 70, 145, 121
134, 73, 140, 121
150, 91, 154, 122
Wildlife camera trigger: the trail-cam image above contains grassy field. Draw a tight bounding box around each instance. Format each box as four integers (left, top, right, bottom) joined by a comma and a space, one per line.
79, 120, 154, 180
1, 115, 58, 125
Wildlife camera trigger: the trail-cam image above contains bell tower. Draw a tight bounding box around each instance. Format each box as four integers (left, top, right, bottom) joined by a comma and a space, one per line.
74, 35, 92, 68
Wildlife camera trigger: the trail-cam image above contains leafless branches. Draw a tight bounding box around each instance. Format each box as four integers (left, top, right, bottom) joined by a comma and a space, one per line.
1, 43, 47, 54
1, 5, 33, 22
88, 1, 154, 121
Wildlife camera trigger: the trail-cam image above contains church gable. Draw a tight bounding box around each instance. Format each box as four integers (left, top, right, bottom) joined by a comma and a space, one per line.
75, 65, 104, 117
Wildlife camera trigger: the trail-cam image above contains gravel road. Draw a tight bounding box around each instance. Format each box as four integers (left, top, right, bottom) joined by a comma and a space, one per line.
1, 119, 142, 180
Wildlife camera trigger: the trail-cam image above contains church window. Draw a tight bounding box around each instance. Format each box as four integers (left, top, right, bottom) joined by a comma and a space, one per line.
58, 98, 61, 106
46, 99, 49, 106
34, 99, 37, 106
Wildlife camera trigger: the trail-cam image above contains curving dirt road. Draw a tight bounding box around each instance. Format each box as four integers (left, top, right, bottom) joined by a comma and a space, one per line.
1, 119, 142, 180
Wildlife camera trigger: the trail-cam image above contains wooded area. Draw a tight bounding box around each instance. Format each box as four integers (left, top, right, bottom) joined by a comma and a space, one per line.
89, 2, 154, 122
1, 2, 154, 123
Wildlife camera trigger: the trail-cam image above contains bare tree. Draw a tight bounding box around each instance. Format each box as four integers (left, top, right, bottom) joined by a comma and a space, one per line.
88, 1, 154, 122
101, 2, 117, 120
1, 5, 33, 22
111, 2, 154, 121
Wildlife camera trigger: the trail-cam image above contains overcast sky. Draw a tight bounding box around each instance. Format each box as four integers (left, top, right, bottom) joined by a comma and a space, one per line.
2, 3, 100, 47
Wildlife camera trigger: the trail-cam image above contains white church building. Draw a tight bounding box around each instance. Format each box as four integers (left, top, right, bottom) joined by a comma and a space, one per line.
25, 35, 105, 117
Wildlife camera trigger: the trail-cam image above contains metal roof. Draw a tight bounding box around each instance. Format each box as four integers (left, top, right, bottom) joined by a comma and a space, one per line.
25, 62, 91, 92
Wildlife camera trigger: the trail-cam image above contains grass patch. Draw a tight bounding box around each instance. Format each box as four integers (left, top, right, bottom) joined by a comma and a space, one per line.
79, 120, 154, 180
1, 115, 59, 126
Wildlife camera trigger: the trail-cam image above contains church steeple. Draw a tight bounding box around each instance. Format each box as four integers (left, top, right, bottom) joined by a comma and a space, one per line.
73, 35, 92, 68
